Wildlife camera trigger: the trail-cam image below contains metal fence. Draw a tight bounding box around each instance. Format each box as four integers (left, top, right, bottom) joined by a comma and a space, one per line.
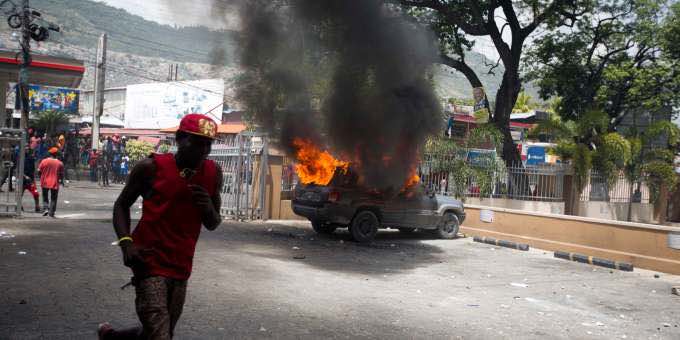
171, 133, 268, 220
0, 129, 25, 216
418, 155, 568, 202
210, 133, 268, 220
579, 171, 650, 203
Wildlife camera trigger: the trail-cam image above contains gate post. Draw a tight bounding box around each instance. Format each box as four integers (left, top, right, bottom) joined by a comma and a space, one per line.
259, 136, 268, 220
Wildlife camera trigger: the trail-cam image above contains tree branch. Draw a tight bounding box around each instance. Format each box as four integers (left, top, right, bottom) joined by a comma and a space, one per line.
440, 53, 484, 89
398, 0, 489, 36
482, 2, 511, 65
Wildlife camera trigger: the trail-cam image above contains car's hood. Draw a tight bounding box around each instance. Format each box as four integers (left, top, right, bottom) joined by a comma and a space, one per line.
435, 195, 464, 209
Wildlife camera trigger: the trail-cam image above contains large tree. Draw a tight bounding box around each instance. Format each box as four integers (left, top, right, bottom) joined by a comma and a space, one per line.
397, 0, 590, 166
525, 0, 679, 127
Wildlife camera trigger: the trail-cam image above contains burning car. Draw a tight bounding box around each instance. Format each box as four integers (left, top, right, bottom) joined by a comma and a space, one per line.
291, 162, 466, 243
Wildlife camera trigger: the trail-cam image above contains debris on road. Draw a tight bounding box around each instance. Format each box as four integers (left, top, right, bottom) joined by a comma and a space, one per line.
17, 251, 26, 255
292, 246, 300, 250
672, 286, 680, 296
654, 274, 660, 278
510, 283, 529, 288
293, 255, 306, 259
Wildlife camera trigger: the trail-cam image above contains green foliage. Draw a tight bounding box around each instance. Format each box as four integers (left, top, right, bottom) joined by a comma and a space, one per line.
526, 0, 680, 123
646, 121, 680, 146
643, 161, 678, 202
593, 133, 632, 185
125, 140, 155, 164
661, 2, 680, 59
425, 124, 504, 200
512, 91, 537, 113
157, 144, 171, 154
572, 144, 593, 192
528, 112, 577, 141
34, 110, 69, 135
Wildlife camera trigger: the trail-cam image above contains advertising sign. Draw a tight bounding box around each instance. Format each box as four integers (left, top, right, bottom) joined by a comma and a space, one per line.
125, 79, 224, 129
472, 87, 489, 122
17, 85, 79, 114
526, 146, 546, 165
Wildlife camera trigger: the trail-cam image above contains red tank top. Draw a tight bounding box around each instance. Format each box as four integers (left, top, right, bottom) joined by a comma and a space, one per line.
132, 153, 218, 280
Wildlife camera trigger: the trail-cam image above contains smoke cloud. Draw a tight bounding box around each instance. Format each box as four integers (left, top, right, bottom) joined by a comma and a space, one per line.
213, 1, 442, 191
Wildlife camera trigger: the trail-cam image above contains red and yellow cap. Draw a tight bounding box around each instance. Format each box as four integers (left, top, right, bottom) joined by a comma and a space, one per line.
48, 147, 59, 155
178, 113, 218, 139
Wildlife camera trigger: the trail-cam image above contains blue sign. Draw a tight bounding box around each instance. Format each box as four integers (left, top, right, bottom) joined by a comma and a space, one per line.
526, 146, 546, 165
17, 85, 80, 114
467, 149, 496, 166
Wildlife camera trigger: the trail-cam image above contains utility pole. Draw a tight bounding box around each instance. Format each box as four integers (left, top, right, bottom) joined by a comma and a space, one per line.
92, 33, 107, 151
18, 0, 31, 131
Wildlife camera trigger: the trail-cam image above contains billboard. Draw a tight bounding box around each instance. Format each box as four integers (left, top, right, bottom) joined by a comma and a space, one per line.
17, 85, 79, 114
125, 79, 224, 129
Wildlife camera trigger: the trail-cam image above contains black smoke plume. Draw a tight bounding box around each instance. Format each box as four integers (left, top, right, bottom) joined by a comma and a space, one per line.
218, 0, 441, 191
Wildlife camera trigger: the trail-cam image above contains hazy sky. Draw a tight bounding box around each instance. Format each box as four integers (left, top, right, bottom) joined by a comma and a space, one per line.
101, 0, 500, 59
101, 0, 239, 30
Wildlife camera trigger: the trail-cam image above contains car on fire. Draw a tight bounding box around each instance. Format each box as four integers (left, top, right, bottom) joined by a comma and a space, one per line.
292, 169, 466, 243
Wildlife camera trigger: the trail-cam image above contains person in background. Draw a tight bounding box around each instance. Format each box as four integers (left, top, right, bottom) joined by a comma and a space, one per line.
98, 150, 109, 187
38, 147, 64, 217
119, 155, 129, 183
89, 148, 99, 182
21, 146, 40, 213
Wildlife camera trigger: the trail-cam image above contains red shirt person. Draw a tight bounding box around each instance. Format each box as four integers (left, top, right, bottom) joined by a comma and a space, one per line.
99, 114, 223, 340
38, 148, 64, 217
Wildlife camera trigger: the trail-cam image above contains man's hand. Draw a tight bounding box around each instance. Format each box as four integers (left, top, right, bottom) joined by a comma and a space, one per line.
120, 242, 147, 271
189, 184, 214, 214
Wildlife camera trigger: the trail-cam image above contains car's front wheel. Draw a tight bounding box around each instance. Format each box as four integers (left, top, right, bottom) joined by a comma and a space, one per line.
311, 220, 337, 234
350, 210, 379, 243
435, 212, 460, 239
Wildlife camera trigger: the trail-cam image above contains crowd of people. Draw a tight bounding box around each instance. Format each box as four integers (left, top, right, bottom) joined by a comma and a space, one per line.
0, 128, 139, 215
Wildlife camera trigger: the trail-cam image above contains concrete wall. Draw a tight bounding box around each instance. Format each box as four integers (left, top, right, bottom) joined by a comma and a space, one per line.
465, 197, 565, 215
461, 205, 680, 274
576, 202, 656, 224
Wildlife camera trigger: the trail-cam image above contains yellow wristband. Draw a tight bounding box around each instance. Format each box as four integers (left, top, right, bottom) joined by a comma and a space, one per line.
118, 236, 133, 244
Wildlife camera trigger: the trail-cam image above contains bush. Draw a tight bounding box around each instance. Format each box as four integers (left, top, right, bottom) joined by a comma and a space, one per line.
125, 140, 155, 164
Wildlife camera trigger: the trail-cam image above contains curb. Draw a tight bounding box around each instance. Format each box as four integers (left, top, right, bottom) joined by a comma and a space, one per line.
554, 251, 633, 271
473, 236, 529, 251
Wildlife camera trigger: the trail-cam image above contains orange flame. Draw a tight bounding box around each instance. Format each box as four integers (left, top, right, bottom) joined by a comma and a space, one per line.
404, 172, 420, 189
293, 138, 348, 186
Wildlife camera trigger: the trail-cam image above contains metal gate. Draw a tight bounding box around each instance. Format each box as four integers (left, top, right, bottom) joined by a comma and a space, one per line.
0, 128, 25, 216
208, 132, 268, 220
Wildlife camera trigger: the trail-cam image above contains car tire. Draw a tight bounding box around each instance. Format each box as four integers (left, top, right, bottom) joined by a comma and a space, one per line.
435, 212, 460, 239
350, 210, 379, 243
398, 227, 415, 233
311, 220, 337, 234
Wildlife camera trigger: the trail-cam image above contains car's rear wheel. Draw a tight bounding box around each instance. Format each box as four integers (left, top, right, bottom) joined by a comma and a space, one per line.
435, 212, 460, 239
398, 227, 415, 233
311, 220, 337, 234
350, 211, 379, 243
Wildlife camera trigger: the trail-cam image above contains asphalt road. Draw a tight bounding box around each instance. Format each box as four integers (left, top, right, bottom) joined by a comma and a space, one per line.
0, 183, 679, 339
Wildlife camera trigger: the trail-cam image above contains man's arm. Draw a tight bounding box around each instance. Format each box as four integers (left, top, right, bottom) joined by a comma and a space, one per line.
189, 164, 223, 231
113, 158, 154, 270
113, 158, 153, 238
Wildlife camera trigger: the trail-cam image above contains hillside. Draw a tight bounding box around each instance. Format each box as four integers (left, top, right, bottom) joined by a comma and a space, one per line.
0, 0, 538, 103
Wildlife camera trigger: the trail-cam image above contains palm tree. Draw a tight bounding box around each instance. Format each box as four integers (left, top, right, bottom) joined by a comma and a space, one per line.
512, 91, 536, 113
34, 110, 69, 136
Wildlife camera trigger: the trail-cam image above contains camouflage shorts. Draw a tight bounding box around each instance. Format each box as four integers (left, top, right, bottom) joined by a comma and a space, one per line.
135, 276, 187, 339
